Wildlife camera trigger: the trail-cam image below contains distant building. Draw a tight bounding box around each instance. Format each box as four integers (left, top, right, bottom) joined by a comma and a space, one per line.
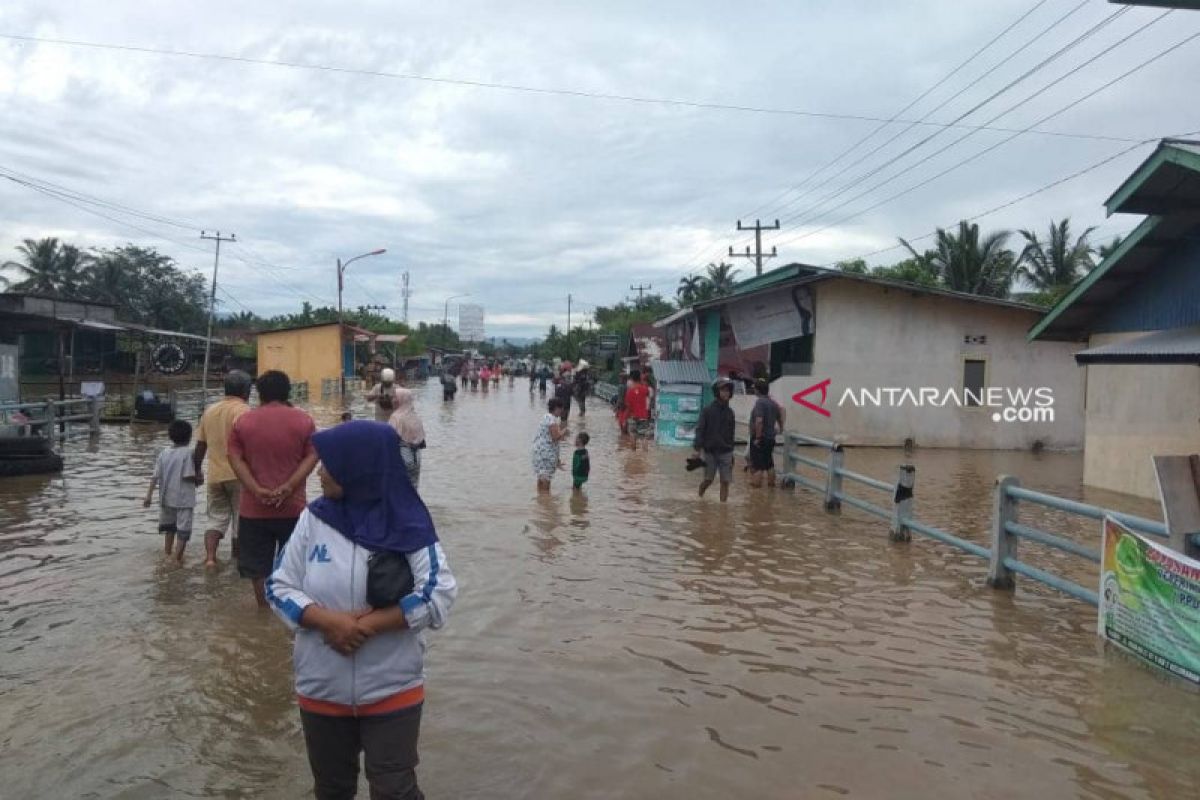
255, 322, 377, 393
658, 265, 1086, 450
1030, 138, 1200, 498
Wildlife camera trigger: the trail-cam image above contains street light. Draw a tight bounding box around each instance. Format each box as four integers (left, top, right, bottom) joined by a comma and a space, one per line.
337, 248, 387, 394
442, 293, 470, 354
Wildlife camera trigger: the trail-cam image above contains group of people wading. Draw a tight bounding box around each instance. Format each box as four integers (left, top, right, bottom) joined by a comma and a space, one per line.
144, 368, 453, 799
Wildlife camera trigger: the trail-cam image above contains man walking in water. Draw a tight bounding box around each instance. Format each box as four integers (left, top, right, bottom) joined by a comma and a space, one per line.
694, 377, 736, 502
748, 378, 784, 488
193, 370, 252, 567
228, 370, 318, 607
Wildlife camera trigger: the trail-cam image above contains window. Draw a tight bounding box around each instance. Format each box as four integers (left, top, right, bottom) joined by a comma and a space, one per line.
963, 358, 986, 407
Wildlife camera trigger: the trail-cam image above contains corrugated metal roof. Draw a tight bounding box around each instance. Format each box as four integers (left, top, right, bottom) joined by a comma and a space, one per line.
1075, 324, 1200, 365
649, 359, 712, 385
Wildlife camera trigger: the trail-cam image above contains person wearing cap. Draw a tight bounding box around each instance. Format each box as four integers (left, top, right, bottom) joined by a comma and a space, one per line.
572, 359, 592, 417
748, 377, 784, 488
694, 377, 737, 502
366, 368, 403, 422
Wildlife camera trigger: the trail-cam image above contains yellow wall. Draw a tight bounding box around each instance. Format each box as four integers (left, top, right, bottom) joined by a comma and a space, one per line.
1083, 331, 1200, 499
256, 325, 342, 392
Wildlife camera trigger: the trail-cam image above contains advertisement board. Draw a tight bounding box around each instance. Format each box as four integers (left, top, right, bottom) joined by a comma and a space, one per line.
726, 285, 814, 349
458, 304, 485, 342
1098, 516, 1200, 686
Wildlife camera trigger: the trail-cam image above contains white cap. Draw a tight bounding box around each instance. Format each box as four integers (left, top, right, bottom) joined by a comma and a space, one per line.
381, 368, 395, 382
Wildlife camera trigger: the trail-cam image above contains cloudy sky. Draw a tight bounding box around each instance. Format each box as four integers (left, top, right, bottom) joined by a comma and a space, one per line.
1, 1, 1197, 337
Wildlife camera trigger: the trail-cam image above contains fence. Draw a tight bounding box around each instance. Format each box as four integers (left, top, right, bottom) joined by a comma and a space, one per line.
0, 396, 102, 438
781, 432, 1170, 607
321, 378, 365, 399
594, 382, 620, 403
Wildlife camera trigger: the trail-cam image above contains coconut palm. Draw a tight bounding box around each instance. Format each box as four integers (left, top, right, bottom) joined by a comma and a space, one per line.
1096, 235, 1123, 261
704, 261, 740, 296
4, 237, 91, 296
676, 274, 705, 305
1017, 219, 1096, 292
900, 221, 1017, 298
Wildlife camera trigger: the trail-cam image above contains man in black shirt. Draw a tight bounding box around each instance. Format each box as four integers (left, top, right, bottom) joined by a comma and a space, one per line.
748, 378, 784, 488
693, 378, 736, 502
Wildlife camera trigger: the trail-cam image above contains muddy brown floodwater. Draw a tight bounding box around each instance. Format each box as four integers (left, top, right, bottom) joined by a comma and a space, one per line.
1, 381, 1198, 799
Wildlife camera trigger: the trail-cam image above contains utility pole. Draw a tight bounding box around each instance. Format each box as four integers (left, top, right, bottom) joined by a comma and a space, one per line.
729, 219, 780, 276
337, 248, 387, 394
629, 283, 652, 303
401, 271, 410, 324
200, 230, 236, 404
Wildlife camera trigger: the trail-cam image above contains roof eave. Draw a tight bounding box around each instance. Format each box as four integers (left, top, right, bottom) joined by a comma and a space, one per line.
1103, 141, 1200, 216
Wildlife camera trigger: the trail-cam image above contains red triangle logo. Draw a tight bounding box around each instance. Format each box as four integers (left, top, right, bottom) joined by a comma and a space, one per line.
792, 379, 832, 417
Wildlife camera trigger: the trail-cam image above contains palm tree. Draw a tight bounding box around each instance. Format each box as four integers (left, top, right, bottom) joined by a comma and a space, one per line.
704, 262, 740, 296
900, 221, 1017, 298
1017, 219, 1096, 292
1096, 235, 1123, 261
677, 275, 705, 305
4, 237, 91, 296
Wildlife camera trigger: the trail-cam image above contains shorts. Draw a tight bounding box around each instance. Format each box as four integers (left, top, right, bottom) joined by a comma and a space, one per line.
703, 451, 734, 483
206, 479, 241, 538
238, 517, 299, 579
748, 440, 776, 471
159, 506, 194, 540
632, 417, 653, 438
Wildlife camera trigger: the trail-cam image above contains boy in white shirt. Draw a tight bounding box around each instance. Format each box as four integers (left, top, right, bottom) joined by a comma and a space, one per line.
144, 420, 199, 565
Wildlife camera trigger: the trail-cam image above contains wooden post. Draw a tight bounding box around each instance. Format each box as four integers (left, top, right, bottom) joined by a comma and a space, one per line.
129, 347, 142, 423
988, 475, 1020, 590
890, 464, 916, 542
824, 443, 844, 512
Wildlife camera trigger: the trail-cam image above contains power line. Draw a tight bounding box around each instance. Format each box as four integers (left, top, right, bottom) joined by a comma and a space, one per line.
740, 0, 1056, 223
772, 12, 1191, 251
0, 32, 1153, 144
756, 0, 1093, 228
774, 4, 1136, 239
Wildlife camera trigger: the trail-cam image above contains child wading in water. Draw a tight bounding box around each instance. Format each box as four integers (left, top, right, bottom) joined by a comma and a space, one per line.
572, 432, 591, 491
144, 419, 199, 564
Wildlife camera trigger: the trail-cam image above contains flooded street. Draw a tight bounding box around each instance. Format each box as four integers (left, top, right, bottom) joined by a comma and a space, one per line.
2, 381, 1198, 799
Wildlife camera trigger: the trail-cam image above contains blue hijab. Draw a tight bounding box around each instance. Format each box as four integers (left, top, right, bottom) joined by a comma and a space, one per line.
308, 420, 438, 554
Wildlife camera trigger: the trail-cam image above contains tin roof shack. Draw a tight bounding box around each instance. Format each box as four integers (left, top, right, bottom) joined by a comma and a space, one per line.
651, 359, 713, 447
1030, 139, 1200, 499
255, 322, 378, 393
663, 264, 1086, 451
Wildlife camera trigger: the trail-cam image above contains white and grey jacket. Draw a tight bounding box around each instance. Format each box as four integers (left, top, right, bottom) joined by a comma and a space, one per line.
267, 509, 457, 715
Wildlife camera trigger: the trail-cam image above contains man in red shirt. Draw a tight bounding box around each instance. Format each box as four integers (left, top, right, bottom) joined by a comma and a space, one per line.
624, 368, 652, 450
228, 370, 318, 607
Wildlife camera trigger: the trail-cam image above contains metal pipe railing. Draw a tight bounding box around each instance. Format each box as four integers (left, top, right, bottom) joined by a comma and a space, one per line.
1005, 485, 1166, 538
834, 467, 892, 494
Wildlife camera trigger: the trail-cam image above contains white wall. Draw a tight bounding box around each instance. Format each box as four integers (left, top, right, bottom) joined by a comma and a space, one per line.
773, 279, 1085, 450
1082, 332, 1200, 499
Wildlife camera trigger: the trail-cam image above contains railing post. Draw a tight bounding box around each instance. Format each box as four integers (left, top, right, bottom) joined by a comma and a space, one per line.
824, 443, 844, 512
88, 396, 101, 435
43, 396, 58, 438
168, 388, 178, 420
988, 475, 1020, 590
781, 434, 796, 490
890, 464, 916, 542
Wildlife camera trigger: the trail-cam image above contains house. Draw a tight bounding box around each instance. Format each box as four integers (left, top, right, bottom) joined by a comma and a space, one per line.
621, 323, 667, 375
657, 264, 1087, 450
255, 322, 378, 393
1029, 139, 1200, 499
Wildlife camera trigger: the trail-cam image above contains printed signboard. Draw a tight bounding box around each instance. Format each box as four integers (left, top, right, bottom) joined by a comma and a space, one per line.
727, 285, 814, 349
1098, 516, 1200, 686
458, 304, 486, 342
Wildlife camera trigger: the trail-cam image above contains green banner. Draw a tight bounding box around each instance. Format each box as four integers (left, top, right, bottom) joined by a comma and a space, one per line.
1098, 516, 1200, 686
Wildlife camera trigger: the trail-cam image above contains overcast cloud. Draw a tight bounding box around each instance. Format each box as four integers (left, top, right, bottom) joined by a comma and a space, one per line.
1, 0, 1197, 337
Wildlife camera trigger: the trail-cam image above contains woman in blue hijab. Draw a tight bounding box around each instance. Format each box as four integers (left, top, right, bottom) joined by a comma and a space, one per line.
267, 421, 458, 800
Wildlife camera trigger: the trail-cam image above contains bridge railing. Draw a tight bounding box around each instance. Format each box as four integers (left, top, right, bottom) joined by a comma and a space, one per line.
781, 432, 1167, 607
0, 396, 102, 438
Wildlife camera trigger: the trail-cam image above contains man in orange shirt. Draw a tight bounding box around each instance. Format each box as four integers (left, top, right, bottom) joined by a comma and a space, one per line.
193, 371, 252, 568
624, 369, 652, 450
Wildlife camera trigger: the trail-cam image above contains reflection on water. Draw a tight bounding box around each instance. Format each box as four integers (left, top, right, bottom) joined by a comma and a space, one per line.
1, 383, 1197, 799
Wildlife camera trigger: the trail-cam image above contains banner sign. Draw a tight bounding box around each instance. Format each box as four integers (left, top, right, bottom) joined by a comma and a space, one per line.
458, 304, 485, 342
1098, 516, 1200, 686
727, 285, 814, 349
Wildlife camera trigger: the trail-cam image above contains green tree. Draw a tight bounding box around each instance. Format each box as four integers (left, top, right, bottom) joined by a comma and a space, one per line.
704, 262, 740, 296
900, 221, 1017, 298
1017, 219, 1095, 293
89, 245, 208, 331
835, 258, 869, 274
677, 274, 706, 305
1096, 235, 1124, 261
4, 237, 92, 296
872, 257, 940, 287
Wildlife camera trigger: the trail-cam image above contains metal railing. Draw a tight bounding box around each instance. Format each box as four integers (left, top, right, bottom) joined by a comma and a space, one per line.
321, 378, 364, 399
0, 396, 102, 438
594, 382, 619, 403
782, 432, 1167, 608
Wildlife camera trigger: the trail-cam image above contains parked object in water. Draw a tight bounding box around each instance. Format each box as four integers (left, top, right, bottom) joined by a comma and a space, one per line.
134, 390, 174, 423
0, 434, 63, 476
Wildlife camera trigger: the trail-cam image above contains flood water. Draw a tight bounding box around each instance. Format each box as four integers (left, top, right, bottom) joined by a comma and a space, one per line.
2, 381, 1198, 799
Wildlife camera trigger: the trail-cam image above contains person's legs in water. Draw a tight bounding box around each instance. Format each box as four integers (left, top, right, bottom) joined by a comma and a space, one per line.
300, 710, 362, 800
162, 530, 175, 558
239, 518, 296, 608
698, 451, 716, 496
173, 530, 190, 565
361, 705, 424, 800
718, 452, 734, 502
719, 480, 730, 502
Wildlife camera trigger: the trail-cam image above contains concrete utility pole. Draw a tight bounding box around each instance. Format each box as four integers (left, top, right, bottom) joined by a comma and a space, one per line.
567, 293, 572, 335
200, 230, 236, 402
401, 271, 411, 324
729, 219, 780, 276
629, 283, 652, 302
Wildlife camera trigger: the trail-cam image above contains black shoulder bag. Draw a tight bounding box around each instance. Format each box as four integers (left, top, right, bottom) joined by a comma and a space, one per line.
366, 551, 416, 608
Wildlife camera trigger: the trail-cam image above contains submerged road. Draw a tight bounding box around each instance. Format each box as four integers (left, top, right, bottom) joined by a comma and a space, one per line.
1, 381, 1196, 798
